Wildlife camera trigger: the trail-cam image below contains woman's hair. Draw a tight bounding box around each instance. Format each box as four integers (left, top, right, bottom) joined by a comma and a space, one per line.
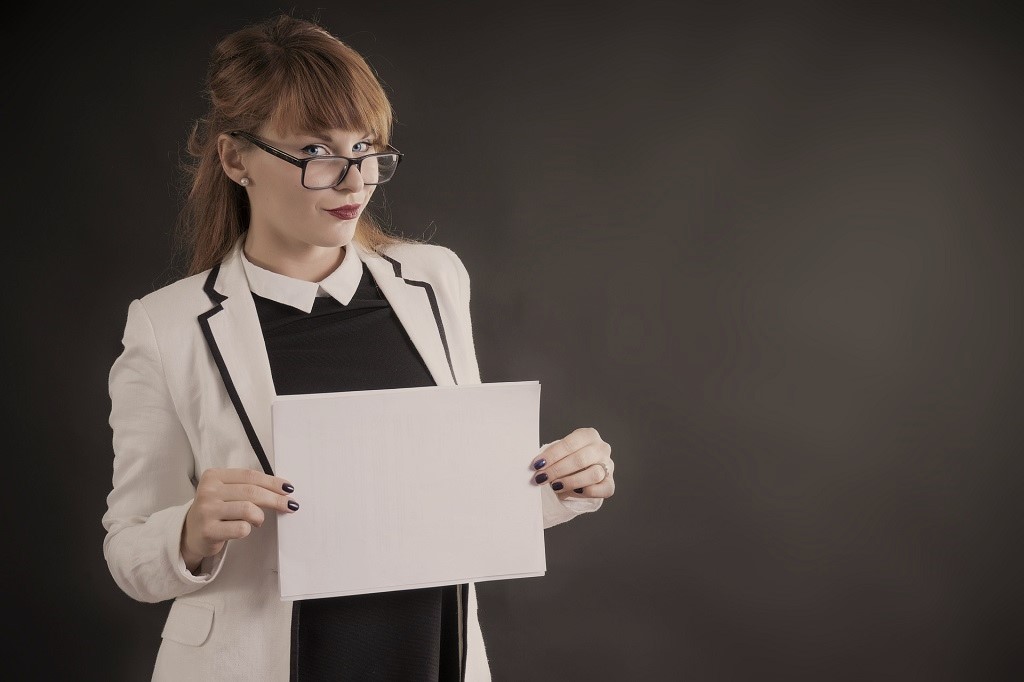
174, 13, 414, 276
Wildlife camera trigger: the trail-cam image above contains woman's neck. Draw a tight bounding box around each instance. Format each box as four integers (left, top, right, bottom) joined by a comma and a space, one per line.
242, 232, 345, 282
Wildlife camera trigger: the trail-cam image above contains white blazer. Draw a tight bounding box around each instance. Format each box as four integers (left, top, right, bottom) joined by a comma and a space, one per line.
103, 233, 601, 681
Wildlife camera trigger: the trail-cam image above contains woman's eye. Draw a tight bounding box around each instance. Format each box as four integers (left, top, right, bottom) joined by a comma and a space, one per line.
353, 141, 373, 154
301, 144, 330, 156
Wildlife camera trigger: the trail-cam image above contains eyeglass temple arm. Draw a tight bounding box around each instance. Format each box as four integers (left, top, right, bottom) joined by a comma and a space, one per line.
230, 131, 304, 168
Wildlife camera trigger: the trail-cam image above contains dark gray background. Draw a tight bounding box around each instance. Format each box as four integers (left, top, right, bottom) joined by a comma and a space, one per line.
7, 1, 1022, 680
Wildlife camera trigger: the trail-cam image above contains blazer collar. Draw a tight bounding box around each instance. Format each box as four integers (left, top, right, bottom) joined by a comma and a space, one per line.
198, 233, 456, 475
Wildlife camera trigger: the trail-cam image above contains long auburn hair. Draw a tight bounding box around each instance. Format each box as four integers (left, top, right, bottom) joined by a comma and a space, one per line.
173, 14, 414, 277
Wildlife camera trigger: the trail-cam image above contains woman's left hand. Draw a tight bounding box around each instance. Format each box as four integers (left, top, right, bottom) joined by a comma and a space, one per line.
530, 427, 615, 501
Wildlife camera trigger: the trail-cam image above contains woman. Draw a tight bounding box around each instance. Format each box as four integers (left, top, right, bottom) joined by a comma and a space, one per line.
102, 13, 616, 681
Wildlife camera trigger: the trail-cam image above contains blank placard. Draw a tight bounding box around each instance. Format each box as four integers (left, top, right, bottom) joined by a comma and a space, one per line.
272, 381, 546, 600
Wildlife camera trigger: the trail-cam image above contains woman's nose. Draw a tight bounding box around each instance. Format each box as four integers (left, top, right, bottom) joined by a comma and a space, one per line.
335, 163, 365, 192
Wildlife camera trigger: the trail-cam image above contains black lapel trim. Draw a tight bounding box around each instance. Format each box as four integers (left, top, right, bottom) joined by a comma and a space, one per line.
460, 582, 469, 678
381, 254, 458, 385
198, 264, 275, 476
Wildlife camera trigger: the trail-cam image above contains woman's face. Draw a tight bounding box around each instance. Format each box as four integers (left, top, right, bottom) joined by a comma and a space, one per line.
241, 126, 378, 254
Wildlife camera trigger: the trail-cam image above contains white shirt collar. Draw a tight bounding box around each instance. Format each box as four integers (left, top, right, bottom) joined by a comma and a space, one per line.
240, 244, 363, 313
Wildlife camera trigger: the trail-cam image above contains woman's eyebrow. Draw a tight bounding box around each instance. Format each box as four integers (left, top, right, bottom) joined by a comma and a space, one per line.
304, 130, 375, 143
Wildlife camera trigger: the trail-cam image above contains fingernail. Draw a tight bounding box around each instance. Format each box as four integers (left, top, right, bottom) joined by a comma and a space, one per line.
552, 482, 564, 491
287, 500, 300, 511
573, 487, 584, 493
533, 459, 546, 470
535, 473, 549, 484
282, 483, 295, 493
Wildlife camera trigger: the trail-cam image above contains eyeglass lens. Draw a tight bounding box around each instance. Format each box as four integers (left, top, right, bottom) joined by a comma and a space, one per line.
304, 155, 399, 188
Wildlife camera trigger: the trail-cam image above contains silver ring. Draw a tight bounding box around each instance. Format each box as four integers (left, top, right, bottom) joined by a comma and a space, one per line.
599, 461, 611, 481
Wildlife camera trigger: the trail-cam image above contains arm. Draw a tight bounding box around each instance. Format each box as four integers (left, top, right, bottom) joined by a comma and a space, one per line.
102, 299, 227, 603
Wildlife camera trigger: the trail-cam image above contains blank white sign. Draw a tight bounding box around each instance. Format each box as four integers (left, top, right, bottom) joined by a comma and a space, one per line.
272, 381, 546, 600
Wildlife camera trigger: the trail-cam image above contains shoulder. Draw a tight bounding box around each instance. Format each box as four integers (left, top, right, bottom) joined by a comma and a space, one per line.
138, 270, 212, 314
120, 270, 216, 340
113, 269, 213, 358
376, 241, 466, 272
369, 241, 475, 308
372, 241, 472, 286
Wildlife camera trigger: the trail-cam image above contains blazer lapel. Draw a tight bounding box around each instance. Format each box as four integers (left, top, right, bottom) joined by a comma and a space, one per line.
197, 236, 459, 477
360, 245, 458, 387
198, 235, 278, 475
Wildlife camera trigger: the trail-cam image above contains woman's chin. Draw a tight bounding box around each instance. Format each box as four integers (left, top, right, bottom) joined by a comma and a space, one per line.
319, 221, 358, 248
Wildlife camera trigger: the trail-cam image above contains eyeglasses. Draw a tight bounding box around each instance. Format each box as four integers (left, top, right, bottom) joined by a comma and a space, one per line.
229, 130, 403, 189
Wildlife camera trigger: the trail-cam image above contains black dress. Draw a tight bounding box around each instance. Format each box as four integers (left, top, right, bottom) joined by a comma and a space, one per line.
252, 262, 463, 681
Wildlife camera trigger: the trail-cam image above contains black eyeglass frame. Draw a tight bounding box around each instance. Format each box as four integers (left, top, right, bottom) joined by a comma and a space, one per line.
229, 130, 403, 189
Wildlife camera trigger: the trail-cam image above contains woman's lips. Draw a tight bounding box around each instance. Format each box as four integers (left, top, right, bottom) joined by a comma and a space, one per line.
327, 204, 361, 220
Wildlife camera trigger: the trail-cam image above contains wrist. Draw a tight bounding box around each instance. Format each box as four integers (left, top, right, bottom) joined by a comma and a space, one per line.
179, 525, 204, 574
181, 548, 204, 574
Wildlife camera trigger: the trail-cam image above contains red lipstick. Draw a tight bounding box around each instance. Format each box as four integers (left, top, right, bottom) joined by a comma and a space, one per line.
327, 204, 361, 220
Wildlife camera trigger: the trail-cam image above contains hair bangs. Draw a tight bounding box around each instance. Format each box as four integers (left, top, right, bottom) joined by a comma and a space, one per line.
268, 49, 392, 146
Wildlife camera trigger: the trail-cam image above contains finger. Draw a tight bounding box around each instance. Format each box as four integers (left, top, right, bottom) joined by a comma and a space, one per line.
532, 441, 610, 486
207, 519, 255, 542
192, 518, 255, 552
543, 462, 608, 494
219, 482, 298, 513
561, 484, 589, 497
207, 467, 296, 495
590, 475, 616, 498
531, 427, 602, 471
559, 473, 615, 500
216, 500, 267, 527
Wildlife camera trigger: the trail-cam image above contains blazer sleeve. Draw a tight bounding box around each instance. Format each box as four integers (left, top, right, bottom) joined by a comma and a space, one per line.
445, 249, 604, 529
102, 298, 227, 603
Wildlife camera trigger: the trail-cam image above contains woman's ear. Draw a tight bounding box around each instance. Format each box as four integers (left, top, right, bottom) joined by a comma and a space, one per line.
217, 133, 250, 186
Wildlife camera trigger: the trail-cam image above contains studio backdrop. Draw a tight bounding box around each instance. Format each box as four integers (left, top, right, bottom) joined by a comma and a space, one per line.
7, 1, 1023, 680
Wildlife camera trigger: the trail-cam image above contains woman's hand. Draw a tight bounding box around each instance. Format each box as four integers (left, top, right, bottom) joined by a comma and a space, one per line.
180, 468, 298, 573
530, 427, 615, 501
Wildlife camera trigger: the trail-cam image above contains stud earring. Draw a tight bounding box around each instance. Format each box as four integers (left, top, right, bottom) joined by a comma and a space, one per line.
240, 177, 250, 186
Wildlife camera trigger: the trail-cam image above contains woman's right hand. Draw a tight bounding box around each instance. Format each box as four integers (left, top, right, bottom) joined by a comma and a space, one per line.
180, 468, 298, 573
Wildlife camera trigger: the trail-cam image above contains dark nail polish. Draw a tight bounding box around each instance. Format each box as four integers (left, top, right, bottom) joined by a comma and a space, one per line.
533, 459, 546, 470
287, 500, 300, 511
535, 473, 549, 484
573, 488, 584, 493
282, 483, 295, 493
552, 482, 564, 491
